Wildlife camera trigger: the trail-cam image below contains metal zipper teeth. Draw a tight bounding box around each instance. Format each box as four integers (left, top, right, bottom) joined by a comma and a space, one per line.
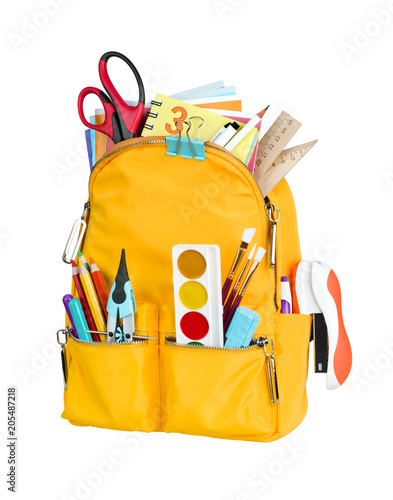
165, 335, 263, 352
273, 256, 278, 310
90, 139, 266, 202
266, 209, 278, 311
80, 201, 91, 251
83, 139, 276, 306
67, 328, 149, 347
91, 139, 165, 180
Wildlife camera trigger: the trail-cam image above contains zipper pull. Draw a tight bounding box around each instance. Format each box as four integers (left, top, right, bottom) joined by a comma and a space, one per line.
57, 328, 70, 389
256, 337, 279, 405
62, 202, 90, 264
266, 204, 280, 268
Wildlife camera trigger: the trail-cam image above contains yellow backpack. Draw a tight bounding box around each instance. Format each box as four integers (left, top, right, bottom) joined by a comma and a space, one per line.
60, 137, 311, 442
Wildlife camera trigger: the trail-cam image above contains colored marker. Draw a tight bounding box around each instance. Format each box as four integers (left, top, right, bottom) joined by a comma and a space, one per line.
225, 105, 269, 151
77, 250, 90, 272
63, 294, 78, 337
71, 260, 100, 341
78, 264, 106, 332
210, 121, 240, 147
68, 298, 93, 342
280, 276, 292, 314
90, 258, 109, 320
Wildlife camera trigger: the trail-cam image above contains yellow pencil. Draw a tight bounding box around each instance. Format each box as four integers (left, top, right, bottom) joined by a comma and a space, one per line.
78, 264, 106, 332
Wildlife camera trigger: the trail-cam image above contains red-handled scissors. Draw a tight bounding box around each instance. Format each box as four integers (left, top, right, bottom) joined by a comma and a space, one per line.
78, 51, 145, 144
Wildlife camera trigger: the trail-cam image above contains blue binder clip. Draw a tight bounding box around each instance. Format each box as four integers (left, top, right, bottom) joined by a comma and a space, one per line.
166, 117, 205, 161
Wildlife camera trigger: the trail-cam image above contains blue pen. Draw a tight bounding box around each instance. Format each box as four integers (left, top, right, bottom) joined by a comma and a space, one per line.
68, 298, 93, 342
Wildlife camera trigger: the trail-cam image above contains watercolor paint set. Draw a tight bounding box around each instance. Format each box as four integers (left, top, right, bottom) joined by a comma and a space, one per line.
172, 244, 224, 347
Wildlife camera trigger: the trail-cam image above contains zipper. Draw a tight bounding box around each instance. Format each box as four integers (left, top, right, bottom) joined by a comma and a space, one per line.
165, 335, 260, 351
165, 335, 279, 405
61, 327, 149, 347
80, 201, 91, 251
92, 138, 165, 174
90, 139, 266, 199
256, 337, 279, 405
266, 202, 280, 311
57, 329, 68, 389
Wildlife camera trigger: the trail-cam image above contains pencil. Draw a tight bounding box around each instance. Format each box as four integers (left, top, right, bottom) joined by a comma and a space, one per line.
225, 105, 269, 151
90, 257, 109, 320
77, 250, 90, 272
71, 260, 100, 341
78, 264, 106, 332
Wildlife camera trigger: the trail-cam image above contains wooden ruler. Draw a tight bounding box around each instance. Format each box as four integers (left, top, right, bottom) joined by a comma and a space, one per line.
254, 111, 302, 192
257, 140, 318, 197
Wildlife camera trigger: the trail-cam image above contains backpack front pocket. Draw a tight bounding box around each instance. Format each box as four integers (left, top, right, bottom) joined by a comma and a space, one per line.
160, 337, 277, 441
61, 303, 159, 432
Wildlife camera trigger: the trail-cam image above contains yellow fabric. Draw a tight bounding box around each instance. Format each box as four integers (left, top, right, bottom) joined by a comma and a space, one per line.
62, 138, 310, 441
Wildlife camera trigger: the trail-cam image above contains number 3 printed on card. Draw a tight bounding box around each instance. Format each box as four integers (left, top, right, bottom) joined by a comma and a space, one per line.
165, 106, 187, 134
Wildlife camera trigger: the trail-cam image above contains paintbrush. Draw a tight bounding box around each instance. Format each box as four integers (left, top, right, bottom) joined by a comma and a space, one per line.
222, 228, 256, 304
223, 243, 257, 321
224, 246, 266, 332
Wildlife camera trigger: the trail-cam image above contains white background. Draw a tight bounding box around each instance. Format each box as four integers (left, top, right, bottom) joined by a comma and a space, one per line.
1, 0, 393, 498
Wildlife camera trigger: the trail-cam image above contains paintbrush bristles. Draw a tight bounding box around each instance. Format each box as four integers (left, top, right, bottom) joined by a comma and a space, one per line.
254, 247, 266, 263
238, 246, 266, 296
225, 228, 256, 283
247, 243, 257, 260
242, 228, 256, 244
233, 243, 257, 289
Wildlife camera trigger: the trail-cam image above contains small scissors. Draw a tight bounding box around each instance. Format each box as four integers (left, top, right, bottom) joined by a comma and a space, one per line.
106, 249, 136, 343
78, 51, 145, 144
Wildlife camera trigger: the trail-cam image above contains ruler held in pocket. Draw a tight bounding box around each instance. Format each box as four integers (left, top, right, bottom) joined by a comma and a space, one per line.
254, 111, 302, 186
256, 140, 318, 197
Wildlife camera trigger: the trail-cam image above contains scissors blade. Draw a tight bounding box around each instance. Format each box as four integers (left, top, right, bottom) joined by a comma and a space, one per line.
107, 314, 117, 342
122, 315, 134, 342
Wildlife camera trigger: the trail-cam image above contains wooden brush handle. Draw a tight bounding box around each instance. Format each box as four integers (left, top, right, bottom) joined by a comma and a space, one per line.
223, 288, 237, 321
222, 277, 232, 304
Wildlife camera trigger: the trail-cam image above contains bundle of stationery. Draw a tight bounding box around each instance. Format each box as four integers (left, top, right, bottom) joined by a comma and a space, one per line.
58, 51, 352, 442
63, 249, 155, 344
84, 83, 265, 171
